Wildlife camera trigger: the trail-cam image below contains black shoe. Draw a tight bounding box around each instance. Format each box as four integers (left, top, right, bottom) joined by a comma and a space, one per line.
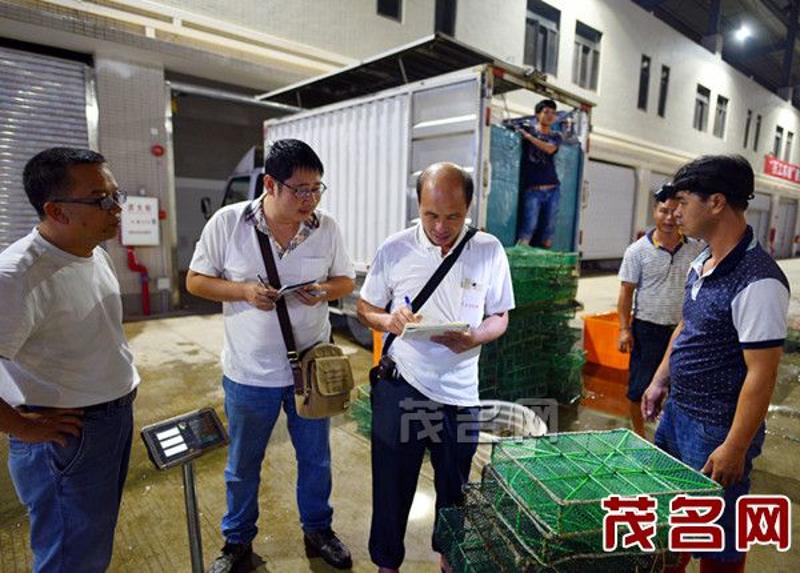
304, 528, 353, 570
207, 542, 253, 573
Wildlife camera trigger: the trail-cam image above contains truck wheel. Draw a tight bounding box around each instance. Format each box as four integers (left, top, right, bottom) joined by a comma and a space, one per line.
346, 315, 373, 349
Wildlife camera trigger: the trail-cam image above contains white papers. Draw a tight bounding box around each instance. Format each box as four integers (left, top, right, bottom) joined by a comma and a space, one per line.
400, 322, 469, 341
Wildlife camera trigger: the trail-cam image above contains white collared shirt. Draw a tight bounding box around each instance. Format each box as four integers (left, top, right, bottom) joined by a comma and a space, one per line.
189, 201, 355, 387
361, 223, 515, 406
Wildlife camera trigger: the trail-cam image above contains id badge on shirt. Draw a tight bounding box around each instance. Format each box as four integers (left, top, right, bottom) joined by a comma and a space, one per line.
460, 278, 485, 325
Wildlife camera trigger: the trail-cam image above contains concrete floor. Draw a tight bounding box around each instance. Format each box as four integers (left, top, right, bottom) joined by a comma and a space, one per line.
0, 259, 798, 572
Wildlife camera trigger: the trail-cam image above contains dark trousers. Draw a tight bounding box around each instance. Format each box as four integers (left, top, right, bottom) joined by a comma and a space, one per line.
628, 318, 676, 401
368, 375, 479, 569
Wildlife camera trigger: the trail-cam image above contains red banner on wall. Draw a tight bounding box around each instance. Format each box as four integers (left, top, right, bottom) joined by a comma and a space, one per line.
763, 155, 800, 184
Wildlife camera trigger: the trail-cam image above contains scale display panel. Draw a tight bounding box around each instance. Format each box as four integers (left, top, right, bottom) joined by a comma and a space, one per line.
141, 408, 228, 470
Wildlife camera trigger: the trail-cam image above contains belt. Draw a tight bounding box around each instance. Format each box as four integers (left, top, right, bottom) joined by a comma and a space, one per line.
19, 388, 137, 413
528, 184, 558, 191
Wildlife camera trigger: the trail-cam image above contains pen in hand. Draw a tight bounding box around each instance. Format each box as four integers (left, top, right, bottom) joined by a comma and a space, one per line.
403, 296, 422, 323
257, 274, 279, 299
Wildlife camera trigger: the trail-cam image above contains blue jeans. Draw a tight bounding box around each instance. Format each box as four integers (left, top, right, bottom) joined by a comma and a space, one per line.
8, 398, 134, 573
221, 376, 333, 544
517, 184, 560, 246
368, 375, 479, 569
654, 400, 765, 562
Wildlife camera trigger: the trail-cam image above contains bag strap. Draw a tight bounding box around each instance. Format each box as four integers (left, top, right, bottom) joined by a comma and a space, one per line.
255, 229, 304, 393
381, 227, 478, 357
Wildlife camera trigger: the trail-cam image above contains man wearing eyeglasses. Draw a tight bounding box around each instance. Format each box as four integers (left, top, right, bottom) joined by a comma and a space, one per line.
0, 147, 138, 572
187, 139, 355, 572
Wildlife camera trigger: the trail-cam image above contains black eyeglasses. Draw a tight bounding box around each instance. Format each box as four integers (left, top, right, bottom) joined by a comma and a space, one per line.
275, 179, 327, 200
51, 190, 127, 211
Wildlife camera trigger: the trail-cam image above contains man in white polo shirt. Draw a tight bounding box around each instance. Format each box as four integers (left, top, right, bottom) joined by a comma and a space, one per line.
187, 139, 355, 572
0, 147, 138, 573
357, 162, 515, 572
617, 192, 704, 436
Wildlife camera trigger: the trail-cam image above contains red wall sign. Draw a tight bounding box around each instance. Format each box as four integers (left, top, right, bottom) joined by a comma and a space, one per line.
763, 155, 800, 184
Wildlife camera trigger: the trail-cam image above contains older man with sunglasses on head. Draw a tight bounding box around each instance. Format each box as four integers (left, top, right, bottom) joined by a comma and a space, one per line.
0, 147, 138, 573
187, 139, 355, 572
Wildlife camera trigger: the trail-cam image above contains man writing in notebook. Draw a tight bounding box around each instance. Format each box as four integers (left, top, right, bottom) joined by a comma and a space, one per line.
357, 162, 515, 572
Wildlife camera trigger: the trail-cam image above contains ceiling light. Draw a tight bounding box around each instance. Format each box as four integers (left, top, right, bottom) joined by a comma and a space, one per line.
735, 24, 752, 42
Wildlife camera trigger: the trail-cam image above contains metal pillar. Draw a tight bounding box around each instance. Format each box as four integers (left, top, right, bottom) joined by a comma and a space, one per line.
701, 0, 723, 53
182, 461, 204, 573
781, 1, 800, 100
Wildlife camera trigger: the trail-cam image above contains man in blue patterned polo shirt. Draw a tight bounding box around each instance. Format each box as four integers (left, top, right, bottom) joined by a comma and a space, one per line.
641, 155, 789, 573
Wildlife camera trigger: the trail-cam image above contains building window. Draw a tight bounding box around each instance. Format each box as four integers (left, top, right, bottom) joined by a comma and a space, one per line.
743, 109, 752, 148
786, 131, 794, 162
657, 65, 669, 117
774, 126, 784, 157
573, 21, 601, 90
377, 0, 402, 21
435, 0, 457, 36
754, 114, 762, 151
524, 1, 560, 75
637, 55, 650, 111
693, 85, 710, 132
712, 95, 728, 138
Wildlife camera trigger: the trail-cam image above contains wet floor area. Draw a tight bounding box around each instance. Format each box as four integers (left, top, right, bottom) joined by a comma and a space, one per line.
1, 260, 799, 572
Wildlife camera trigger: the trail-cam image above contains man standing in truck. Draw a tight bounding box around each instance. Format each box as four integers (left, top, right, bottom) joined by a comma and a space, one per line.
515, 99, 563, 249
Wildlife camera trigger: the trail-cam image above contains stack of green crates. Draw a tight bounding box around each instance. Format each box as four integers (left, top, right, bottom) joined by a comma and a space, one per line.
479, 246, 583, 404
436, 429, 723, 572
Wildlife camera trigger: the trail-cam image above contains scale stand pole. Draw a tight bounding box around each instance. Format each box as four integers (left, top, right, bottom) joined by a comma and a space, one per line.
182, 461, 204, 573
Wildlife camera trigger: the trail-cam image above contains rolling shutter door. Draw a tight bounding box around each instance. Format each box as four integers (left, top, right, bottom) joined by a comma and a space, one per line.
0, 46, 92, 250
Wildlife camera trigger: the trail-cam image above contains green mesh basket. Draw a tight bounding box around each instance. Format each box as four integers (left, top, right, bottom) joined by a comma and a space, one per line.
489, 429, 723, 535
480, 465, 676, 563
440, 484, 679, 573
505, 246, 580, 307
348, 384, 371, 437
479, 346, 584, 404
506, 246, 580, 268
437, 496, 536, 572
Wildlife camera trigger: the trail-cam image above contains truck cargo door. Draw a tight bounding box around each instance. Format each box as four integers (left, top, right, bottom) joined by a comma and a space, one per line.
408, 77, 483, 225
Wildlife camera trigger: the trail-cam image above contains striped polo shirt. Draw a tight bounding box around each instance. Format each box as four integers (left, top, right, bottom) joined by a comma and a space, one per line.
669, 226, 790, 425
618, 231, 704, 325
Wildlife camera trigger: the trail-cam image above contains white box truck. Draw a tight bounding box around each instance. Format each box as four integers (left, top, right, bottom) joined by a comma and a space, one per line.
224, 35, 594, 345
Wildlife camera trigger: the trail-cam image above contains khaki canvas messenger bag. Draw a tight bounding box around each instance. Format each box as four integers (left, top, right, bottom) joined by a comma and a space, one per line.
256, 228, 354, 419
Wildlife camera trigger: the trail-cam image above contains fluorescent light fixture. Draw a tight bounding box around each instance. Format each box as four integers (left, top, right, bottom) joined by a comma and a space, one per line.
734, 24, 752, 42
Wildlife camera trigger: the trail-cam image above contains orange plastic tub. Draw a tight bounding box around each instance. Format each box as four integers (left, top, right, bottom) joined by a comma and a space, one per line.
582, 311, 630, 370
